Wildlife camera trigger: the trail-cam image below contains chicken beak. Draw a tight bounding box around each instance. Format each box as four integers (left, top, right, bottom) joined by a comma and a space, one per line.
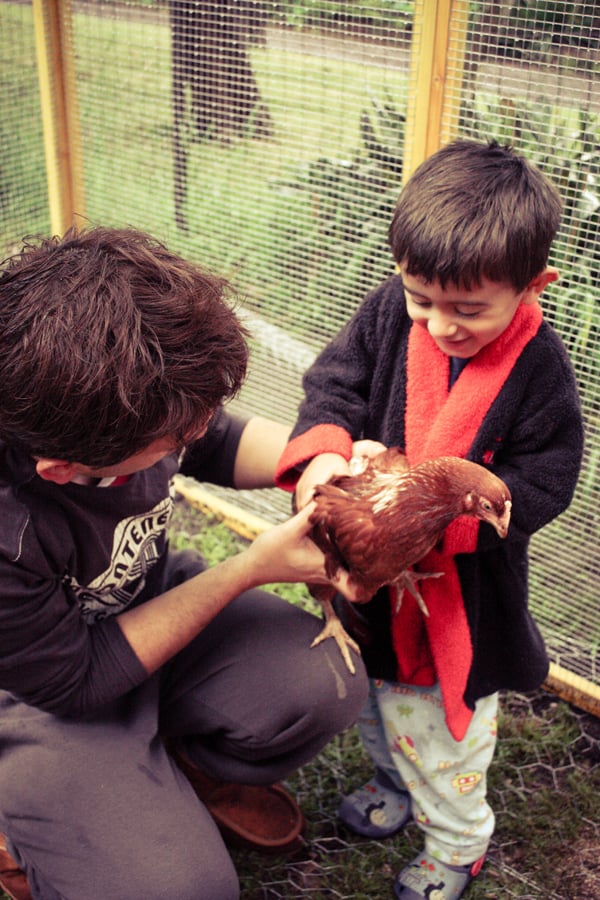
494, 499, 512, 538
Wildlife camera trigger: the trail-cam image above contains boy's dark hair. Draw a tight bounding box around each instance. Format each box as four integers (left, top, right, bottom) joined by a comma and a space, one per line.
0, 226, 249, 467
389, 140, 563, 292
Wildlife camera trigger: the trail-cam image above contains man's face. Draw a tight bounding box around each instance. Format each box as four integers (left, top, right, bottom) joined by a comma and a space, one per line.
73, 423, 210, 479
400, 268, 528, 359
74, 435, 180, 479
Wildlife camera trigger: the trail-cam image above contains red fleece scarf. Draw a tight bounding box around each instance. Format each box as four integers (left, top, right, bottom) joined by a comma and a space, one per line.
392, 302, 543, 740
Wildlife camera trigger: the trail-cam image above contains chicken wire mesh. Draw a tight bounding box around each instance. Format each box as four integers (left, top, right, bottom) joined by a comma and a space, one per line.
167, 496, 600, 897
0, 0, 49, 251
0, 1, 599, 702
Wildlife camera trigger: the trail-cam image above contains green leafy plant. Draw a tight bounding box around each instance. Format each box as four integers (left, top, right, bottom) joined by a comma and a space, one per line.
275, 0, 414, 33
497, 1, 600, 61
258, 90, 404, 338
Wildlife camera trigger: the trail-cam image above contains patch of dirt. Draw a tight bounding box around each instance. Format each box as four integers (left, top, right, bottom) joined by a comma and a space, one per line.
556, 833, 600, 900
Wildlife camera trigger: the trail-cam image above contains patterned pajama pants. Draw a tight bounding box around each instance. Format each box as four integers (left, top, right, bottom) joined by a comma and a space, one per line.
358, 678, 498, 865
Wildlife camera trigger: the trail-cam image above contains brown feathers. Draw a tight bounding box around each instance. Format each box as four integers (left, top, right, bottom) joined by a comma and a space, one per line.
307, 448, 512, 672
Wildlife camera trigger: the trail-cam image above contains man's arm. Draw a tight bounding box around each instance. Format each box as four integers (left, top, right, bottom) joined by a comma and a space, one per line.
117, 503, 356, 674
181, 408, 291, 489
232, 416, 291, 488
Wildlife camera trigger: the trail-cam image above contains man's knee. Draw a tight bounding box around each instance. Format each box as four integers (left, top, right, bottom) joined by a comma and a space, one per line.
292, 642, 369, 735
17, 829, 240, 900
135, 845, 239, 900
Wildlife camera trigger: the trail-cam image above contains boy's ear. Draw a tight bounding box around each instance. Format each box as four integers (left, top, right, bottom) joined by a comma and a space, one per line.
35, 459, 78, 485
521, 266, 559, 304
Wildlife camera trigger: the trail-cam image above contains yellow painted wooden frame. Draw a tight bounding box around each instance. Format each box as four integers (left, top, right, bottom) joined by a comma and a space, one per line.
33, 0, 85, 235
29, 0, 599, 719
174, 473, 600, 718
403, 0, 470, 181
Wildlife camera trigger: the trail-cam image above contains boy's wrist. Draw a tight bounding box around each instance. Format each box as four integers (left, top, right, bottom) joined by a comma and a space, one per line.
275, 424, 353, 490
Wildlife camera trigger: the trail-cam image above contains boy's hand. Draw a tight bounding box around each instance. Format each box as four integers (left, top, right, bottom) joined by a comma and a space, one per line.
294, 443, 388, 510
294, 453, 350, 510
351, 439, 388, 462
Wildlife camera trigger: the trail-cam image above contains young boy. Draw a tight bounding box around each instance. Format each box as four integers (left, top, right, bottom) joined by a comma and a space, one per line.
275, 140, 584, 899
0, 226, 368, 900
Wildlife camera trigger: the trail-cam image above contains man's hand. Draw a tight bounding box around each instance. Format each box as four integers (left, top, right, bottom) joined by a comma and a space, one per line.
118, 501, 362, 674
246, 503, 361, 600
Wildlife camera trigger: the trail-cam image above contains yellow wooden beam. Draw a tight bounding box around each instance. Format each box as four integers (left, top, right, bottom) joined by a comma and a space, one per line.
404, 0, 431, 180
440, 0, 470, 148
404, 0, 468, 181
172, 475, 273, 542
33, 0, 85, 236
543, 662, 600, 719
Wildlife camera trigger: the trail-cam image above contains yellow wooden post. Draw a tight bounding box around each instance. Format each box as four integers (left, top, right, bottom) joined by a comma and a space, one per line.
403, 0, 469, 181
440, 0, 470, 148
33, 0, 85, 236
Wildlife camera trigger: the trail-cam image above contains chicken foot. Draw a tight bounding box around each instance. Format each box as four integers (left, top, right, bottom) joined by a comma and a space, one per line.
310, 597, 361, 675
393, 569, 444, 616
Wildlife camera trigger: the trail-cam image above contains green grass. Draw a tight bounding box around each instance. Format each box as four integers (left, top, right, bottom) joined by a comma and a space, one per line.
0, 4, 51, 254
1, 5, 600, 896
0, 2, 407, 268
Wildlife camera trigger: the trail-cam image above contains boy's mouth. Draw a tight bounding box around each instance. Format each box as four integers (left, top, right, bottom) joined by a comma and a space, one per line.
436, 335, 472, 355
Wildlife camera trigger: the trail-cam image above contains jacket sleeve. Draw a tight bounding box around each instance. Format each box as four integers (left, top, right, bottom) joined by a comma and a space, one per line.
0, 549, 149, 717
275, 425, 354, 491
275, 277, 405, 489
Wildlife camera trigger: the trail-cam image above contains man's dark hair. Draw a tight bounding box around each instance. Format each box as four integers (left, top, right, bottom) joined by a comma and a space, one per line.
389, 140, 563, 291
0, 226, 249, 466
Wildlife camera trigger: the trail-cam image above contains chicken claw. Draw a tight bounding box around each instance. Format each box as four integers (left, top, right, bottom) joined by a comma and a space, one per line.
393, 570, 444, 616
310, 597, 361, 674
307, 451, 511, 673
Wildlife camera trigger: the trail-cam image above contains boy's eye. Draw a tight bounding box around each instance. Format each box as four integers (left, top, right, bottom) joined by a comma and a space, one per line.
455, 305, 484, 318
404, 290, 430, 308
404, 284, 485, 318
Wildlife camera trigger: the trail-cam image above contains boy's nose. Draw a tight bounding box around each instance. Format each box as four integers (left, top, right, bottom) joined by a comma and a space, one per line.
427, 313, 458, 339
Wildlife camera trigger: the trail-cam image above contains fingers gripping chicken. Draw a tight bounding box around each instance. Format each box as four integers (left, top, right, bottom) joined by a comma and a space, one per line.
307, 448, 512, 674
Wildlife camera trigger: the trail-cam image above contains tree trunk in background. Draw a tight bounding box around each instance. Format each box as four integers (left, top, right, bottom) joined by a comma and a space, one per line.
170, 0, 273, 229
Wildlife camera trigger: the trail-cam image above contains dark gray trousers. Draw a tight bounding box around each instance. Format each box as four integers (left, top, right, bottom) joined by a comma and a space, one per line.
0, 553, 368, 900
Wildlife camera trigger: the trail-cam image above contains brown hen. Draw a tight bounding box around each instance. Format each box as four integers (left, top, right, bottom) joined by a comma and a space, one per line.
307, 448, 512, 673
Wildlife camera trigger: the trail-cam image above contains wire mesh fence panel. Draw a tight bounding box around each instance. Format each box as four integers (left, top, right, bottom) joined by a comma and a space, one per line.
54, 0, 415, 519
0, 0, 50, 256
439, 0, 600, 691
0, 0, 598, 694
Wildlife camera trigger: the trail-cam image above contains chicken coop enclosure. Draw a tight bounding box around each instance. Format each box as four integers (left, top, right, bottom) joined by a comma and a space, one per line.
1, 0, 599, 709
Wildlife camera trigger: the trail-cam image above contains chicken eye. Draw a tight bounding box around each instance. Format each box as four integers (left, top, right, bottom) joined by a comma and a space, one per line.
481, 499, 492, 511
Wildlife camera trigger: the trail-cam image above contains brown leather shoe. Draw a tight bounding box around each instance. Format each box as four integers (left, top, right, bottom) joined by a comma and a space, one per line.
168, 746, 306, 855
0, 835, 32, 900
